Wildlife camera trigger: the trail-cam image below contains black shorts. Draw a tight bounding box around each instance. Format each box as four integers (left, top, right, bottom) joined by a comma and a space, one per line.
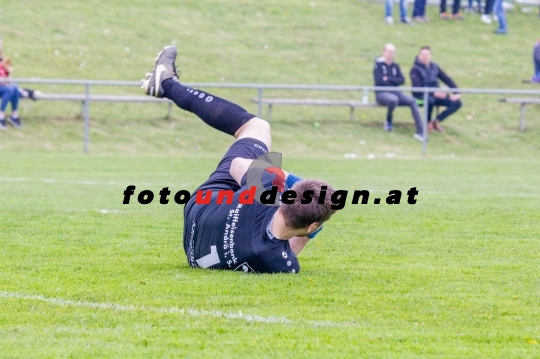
186, 138, 268, 210
184, 138, 268, 235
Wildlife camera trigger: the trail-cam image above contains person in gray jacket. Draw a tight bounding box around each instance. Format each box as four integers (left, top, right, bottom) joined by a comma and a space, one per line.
373, 43, 425, 141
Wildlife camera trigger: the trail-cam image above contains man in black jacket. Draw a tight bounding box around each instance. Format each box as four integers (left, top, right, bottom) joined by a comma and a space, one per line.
410, 46, 462, 133
373, 43, 425, 141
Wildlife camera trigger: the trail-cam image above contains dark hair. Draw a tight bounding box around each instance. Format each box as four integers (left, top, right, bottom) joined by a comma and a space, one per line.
420, 46, 431, 52
280, 179, 337, 229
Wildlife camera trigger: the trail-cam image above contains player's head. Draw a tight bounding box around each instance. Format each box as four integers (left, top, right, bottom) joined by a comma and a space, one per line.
279, 179, 337, 236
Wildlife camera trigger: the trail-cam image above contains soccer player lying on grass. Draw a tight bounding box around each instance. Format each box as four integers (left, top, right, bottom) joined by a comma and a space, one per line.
142, 46, 338, 274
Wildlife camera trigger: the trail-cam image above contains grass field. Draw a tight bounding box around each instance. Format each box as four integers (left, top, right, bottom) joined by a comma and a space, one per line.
1, 0, 540, 358
1, 155, 539, 358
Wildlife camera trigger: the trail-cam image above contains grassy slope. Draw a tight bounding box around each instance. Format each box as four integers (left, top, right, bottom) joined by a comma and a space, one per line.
0, 0, 539, 158
0, 1, 539, 358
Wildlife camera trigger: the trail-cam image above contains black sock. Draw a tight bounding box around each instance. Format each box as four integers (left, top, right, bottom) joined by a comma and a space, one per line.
162, 79, 255, 136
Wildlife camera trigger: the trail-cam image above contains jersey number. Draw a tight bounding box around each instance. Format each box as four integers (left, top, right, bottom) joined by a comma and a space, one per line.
195, 245, 220, 268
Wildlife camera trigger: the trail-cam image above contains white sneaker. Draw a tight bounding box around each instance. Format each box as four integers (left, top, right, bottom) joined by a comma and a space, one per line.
385, 16, 394, 25
413, 133, 427, 142
480, 14, 492, 24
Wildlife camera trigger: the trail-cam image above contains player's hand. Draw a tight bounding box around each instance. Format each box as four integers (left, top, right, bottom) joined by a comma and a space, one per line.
450, 94, 461, 101
434, 91, 447, 99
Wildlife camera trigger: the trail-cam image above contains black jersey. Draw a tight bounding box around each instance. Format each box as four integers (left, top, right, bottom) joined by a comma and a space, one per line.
183, 176, 299, 274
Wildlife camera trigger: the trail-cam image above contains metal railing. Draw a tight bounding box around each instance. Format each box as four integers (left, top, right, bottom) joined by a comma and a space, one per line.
3, 78, 540, 156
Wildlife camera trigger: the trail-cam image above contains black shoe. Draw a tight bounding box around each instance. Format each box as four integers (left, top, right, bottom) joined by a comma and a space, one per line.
0, 119, 6, 130
141, 46, 179, 98
383, 121, 393, 131
7, 116, 22, 128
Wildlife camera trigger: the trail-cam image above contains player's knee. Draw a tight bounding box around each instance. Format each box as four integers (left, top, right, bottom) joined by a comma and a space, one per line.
449, 100, 462, 111
254, 117, 271, 132
235, 117, 271, 138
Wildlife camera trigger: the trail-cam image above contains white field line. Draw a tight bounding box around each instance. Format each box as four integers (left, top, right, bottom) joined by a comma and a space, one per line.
0, 177, 190, 188
0, 291, 291, 324
0, 291, 356, 327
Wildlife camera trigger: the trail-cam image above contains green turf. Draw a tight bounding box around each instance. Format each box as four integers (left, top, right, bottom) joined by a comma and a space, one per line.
0, 0, 540, 357
1, 154, 539, 358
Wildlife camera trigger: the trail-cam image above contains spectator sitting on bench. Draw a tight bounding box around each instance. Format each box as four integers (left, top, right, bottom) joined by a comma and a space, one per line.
373, 43, 425, 141
410, 46, 462, 133
532, 39, 540, 83
0, 36, 22, 130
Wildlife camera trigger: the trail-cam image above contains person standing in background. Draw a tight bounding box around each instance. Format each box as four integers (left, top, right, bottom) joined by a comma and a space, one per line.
440, 0, 463, 20
481, 0, 495, 23
466, 0, 481, 13
492, 0, 507, 34
412, 0, 428, 22
384, 0, 413, 25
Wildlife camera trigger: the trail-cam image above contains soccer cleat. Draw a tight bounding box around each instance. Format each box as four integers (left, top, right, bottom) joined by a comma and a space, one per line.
141, 45, 179, 98
7, 116, 22, 128
0, 119, 6, 130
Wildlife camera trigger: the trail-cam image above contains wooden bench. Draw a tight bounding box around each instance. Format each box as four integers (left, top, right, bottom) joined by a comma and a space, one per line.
250, 97, 439, 122
23, 93, 174, 118
499, 97, 540, 131
251, 98, 380, 121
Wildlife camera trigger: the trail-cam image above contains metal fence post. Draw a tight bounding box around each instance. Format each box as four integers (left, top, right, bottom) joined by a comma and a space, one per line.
422, 89, 429, 158
83, 83, 90, 154
257, 87, 263, 119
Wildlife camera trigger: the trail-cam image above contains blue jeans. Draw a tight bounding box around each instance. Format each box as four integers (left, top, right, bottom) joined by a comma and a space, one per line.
428, 95, 462, 122
413, 0, 426, 17
385, 0, 408, 19
484, 0, 494, 14
493, 0, 507, 31
0, 84, 19, 112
